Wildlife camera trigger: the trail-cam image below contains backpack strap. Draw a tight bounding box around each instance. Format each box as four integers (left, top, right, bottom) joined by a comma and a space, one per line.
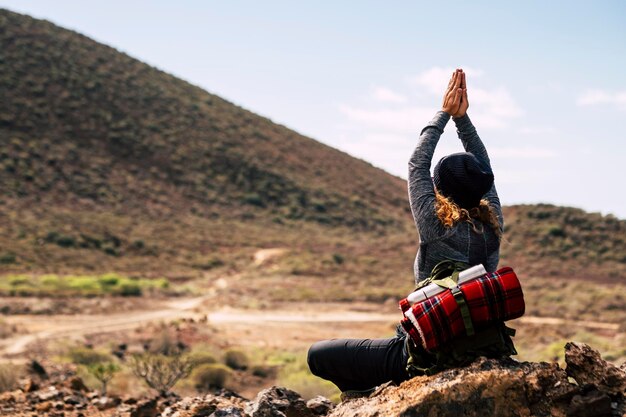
428, 270, 475, 338
451, 286, 475, 337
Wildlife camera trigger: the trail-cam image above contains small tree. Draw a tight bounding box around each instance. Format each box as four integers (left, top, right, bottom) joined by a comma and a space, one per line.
87, 362, 119, 396
129, 353, 193, 397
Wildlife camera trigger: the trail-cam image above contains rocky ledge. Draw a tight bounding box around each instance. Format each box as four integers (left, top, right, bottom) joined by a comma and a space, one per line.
1, 342, 624, 417
159, 342, 626, 417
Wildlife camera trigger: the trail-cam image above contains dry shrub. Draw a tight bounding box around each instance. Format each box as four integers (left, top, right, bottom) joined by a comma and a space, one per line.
87, 362, 119, 395
129, 353, 193, 397
0, 363, 20, 392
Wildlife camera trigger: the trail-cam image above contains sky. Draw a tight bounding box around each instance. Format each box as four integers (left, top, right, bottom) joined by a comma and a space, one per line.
2, 0, 626, 218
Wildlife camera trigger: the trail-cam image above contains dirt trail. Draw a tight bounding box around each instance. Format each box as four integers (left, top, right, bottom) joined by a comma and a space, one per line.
0, 295, 620, 358
0, 296, 209, 357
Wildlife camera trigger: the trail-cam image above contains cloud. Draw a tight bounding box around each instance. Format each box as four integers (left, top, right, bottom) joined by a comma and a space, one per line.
333, 66, 529, 178
331, 132, 413, 178
407, 66, 485, 95
371, 86, 408, 103
339, 66, 523, 132
576, 89, 626, 109
405, 66, 523, 129
488, 146, 556, 159
337, 104, 433, 134
518, 126, 557, 135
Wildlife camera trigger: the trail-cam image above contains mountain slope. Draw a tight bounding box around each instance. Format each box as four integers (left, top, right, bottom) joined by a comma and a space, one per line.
0, 8, 408, 228
0, 8, 624, 284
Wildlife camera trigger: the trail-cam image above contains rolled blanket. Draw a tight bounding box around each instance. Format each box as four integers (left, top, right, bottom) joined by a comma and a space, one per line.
400, 267, 525, 352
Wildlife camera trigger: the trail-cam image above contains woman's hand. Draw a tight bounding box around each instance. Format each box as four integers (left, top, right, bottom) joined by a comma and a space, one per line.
442, 69, 469, 118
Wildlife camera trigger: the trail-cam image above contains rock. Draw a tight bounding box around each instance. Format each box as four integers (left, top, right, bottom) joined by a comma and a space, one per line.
188, 402, 217, 416
326, 355, 606, 417
130, 398, 159, 417
28, 360, 48, 379
566, 388, 612, 417
164, 395, 247, 417
86, 391, 99, 400
211, 406, 245, 416
93, 396, 121, 410
306, 396, 334, 415
565, 342, 626, 396
65, 376, 88, 392
38, 387, 61, 402
63, 394, 84, 405
247, 386, 314, 417
36, 401, 52, 412
22, 378, 39, 393
0, 391, 17, 403
2, 342, 624, 417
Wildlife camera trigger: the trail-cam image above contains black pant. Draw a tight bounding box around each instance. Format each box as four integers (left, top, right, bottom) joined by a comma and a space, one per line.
307, 336, 410, 392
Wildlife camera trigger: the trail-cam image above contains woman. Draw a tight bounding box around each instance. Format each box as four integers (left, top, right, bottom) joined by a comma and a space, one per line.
307, 68, 503, 394
410, 68, 502, 284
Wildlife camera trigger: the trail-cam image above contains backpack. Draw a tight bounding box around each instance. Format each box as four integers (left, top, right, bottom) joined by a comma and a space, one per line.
400, 260, 523, 377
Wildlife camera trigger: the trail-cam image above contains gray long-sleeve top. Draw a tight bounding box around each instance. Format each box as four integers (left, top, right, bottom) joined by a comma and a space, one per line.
408, 111, 503, 283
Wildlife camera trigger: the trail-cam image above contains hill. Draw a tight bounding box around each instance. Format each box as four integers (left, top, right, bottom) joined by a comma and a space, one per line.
0, 8, 624, 289
0, 8, 407, 228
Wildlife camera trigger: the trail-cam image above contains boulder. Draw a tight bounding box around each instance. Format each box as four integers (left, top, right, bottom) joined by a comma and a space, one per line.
306, 396, 334, 415
65, 376, 88, 392
565, 341, 626, 396
327, 347, 625, 417
247, 386, 314, 417
129, 398, 159, 417
21, 378, 39, 393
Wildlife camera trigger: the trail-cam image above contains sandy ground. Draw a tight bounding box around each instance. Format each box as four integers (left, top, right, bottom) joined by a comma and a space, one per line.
0, 295, 621, 359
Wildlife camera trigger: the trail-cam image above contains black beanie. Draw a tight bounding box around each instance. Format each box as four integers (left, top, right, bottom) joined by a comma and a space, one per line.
433, 152, 494, 209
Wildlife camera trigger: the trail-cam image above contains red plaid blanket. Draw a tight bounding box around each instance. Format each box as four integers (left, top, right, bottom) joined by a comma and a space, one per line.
400, 267, 525, 352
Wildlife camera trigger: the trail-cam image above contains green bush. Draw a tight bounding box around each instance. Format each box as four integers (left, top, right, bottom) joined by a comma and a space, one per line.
103, 246, 119, 256
56, 235, 77, 248
224, 349, 249, 370
251, 365, 273, 378
191, 364, 231, 392
40, 275, 60, 287
243, 193, 265, 207
191, 257, 224, 270
45, 231, 77, 248
0, 253, 16, 264
67, 347, 111, 366
68, 276, 100, 295
116, 279, 142, 296
98, 273, 120, 287
0, 273, 170, 297
8, 275, 30, 286
332, 253, 344, 264
189, 351, 217, 366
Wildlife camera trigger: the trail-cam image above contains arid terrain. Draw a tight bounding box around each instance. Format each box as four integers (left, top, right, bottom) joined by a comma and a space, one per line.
0, 8, 625, 415
0, 248, 623, 405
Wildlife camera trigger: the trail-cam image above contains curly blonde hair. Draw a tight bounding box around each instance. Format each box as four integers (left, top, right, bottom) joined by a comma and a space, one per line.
434, 190, 502, 240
